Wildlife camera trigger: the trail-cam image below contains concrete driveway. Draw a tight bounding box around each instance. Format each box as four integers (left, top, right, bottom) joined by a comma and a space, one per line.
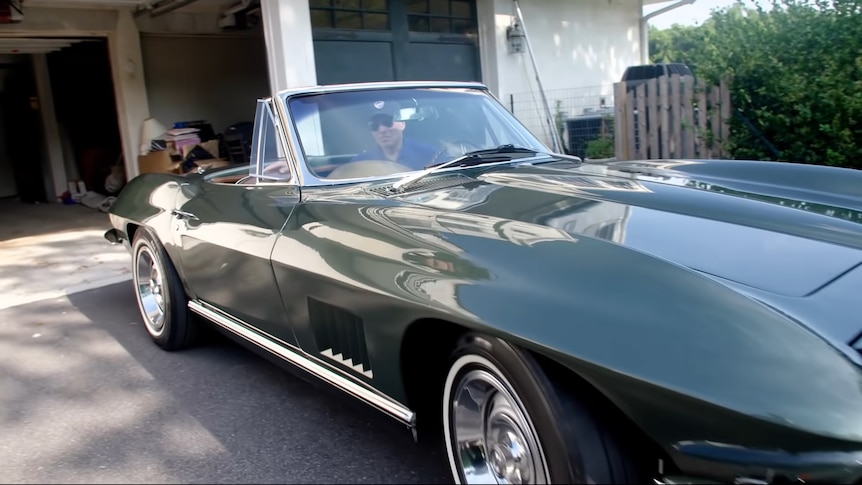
0, 200, 130, 310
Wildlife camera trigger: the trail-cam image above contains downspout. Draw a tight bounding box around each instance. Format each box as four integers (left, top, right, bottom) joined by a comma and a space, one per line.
640, 0, 696, 64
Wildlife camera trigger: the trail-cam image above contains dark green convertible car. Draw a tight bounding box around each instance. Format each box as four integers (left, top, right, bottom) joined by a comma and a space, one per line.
105, 81, 862, 484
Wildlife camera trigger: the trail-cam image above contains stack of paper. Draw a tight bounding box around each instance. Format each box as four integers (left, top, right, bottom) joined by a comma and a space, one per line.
162, 127, 200, 141
160, 128, 201, 160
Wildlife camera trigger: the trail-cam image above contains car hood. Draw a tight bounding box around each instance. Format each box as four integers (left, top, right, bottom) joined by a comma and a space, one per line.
390, 158, 862, 340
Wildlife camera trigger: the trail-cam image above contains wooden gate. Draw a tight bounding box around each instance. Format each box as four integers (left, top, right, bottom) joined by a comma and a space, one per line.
613, 74, 732, 160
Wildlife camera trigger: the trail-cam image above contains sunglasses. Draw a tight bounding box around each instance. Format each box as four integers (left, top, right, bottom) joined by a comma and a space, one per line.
368, 114, 394, 131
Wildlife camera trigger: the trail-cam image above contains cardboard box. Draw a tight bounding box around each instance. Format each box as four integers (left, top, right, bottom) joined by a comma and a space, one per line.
181, 139, 220, 160
138, 150, 180, 175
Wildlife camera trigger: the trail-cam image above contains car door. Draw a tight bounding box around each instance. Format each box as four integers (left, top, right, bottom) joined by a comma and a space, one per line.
173, 99, 300, 344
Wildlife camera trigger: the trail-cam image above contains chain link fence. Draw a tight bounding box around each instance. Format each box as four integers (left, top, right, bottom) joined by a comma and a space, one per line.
508, 84, 616, 158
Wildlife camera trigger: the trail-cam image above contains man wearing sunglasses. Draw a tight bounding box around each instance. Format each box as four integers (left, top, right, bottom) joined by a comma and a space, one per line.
350, 109, 437, 169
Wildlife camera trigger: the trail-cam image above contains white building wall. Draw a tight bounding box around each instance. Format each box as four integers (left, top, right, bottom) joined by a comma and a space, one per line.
260, 0, 318, 92
477, 0, 643, 147
110, 8, 151, 181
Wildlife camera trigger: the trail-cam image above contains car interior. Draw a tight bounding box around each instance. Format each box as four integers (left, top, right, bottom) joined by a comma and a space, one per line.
207, 89, 517, 186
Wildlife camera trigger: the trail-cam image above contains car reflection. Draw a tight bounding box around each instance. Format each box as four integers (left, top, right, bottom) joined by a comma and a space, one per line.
590, 160, 862, 224
290, 185, 646, 317
405, 177, 634, 245
402, 183, 501, 211
359, 206, 577, 248
479, 172, 652, 196
684, 180, 862, 224
605, 159, 702, 171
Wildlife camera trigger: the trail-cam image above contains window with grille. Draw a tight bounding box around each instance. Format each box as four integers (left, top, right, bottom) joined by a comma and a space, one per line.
310, 0, 390, 30
406, 0, 475, 34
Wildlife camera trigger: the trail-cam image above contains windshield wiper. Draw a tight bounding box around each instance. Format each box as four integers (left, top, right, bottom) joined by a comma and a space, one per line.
391, 144, 538, 192
425, 144, 538, 168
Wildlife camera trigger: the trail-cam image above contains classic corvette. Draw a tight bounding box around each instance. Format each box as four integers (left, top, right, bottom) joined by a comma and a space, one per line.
105, 81, 862, 484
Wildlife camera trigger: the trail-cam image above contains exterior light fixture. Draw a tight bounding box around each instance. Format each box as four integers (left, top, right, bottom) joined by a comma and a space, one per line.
506, 21, 526, 54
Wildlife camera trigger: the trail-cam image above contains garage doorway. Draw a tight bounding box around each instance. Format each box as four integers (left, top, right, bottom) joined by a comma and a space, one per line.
0, 55, 47, 203
47, 38, 122, 198
311, 0, 480, 85
0, 37, 121, 204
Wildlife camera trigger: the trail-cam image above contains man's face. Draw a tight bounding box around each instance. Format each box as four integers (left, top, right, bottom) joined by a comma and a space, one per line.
368, 113, 404, 151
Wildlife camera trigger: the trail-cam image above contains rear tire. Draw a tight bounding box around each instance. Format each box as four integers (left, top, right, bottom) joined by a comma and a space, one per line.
131, 228, 196, 350
442, 332, 641, 484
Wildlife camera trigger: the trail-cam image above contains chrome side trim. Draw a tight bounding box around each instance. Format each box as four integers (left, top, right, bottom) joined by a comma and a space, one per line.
188, 300, 416, 426
320, 348, 374, 379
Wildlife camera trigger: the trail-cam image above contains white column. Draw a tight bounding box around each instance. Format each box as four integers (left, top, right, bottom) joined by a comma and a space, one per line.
108, 8, 150, 181
260, 0, 317, 93
476, 0, 534, 108
476, 0, 501, 97
32, 53, 65, 200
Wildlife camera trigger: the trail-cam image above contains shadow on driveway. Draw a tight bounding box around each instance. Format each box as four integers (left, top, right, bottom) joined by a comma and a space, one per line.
0, 281, 451, 484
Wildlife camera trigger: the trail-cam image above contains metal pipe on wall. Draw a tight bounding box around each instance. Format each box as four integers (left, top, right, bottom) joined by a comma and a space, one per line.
512, 0, 562, 153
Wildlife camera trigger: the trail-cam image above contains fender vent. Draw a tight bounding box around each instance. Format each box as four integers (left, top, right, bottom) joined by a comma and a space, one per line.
308, 297, 373, 379
366, 173, 474, 197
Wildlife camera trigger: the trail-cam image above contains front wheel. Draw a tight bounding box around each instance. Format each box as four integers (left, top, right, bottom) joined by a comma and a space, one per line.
442, 333, 641, 484
131, 228, 197, 350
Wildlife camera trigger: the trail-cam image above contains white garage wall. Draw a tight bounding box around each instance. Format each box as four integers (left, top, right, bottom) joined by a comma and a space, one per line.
140, 34, 270, 135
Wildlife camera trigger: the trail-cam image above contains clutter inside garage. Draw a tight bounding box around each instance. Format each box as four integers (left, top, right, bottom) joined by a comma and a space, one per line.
0, 31, 268, 214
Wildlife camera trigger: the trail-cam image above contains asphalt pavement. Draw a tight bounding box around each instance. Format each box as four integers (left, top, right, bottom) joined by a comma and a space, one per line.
0, 281, 452, 484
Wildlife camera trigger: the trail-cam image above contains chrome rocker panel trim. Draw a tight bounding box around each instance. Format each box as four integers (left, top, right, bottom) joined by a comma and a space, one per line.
188, 300, 417, 426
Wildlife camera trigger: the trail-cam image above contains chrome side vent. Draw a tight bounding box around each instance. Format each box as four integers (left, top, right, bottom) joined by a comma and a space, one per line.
308, 297, 373, 379
366, 173, 474, 197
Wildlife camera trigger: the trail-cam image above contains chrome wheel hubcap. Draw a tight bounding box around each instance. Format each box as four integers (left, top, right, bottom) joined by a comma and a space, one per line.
135, 246, 166, 336
446, 356, 549, 485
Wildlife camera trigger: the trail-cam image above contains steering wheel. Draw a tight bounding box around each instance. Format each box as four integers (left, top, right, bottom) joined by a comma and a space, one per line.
326, 160, 414, 180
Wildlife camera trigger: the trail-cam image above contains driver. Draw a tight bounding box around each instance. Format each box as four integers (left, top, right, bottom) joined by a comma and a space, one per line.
263, 103, 439, 178
349, 105, 437, 170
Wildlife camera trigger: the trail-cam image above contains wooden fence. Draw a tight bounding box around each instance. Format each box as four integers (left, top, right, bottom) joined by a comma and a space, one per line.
613, 74, 732, 160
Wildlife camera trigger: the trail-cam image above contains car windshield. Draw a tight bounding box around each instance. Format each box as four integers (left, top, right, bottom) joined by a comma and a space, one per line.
283, 87, 549, 181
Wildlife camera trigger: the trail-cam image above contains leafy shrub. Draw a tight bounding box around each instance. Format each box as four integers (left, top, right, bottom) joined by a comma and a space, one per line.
650, 0, 862, 169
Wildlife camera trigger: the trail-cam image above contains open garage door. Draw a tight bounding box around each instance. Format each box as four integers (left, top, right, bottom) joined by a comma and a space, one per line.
311, 0, 480, 85
0, 37, 118, 203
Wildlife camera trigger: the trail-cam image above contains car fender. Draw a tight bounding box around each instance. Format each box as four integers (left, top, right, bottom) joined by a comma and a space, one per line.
279, 200, 862, 450
108, 173, 187, 277
438, 230, 862, 449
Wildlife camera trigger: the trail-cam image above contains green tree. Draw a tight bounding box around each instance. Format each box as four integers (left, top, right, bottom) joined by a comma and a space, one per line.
650, 0, 862, 169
